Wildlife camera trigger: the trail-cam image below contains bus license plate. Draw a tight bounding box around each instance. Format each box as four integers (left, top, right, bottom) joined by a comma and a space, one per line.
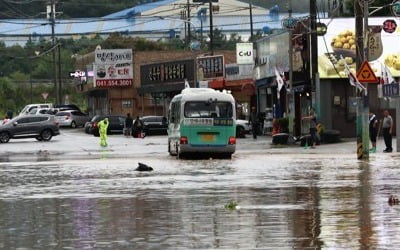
201, 134, 215, 142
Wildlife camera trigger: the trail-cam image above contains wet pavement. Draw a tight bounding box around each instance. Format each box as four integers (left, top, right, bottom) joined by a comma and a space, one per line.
1, 130, 400, 249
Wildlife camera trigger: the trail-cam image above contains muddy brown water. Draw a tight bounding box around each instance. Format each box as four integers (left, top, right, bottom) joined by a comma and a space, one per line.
1, 154, 400, 249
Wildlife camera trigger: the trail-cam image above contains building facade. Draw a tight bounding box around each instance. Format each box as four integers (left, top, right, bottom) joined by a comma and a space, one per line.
75, 49, 255, 119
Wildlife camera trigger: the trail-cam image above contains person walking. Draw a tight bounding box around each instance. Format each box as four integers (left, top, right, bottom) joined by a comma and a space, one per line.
382, 110, 393, 153
124, 113, 133, 137
249, 107, 258, 139
369, 112, 378, 153
98, 117, 109, 147
302, 108, 317, 148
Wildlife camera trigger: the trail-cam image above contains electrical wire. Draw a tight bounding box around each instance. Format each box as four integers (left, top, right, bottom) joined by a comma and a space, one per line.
1, 0, 32, 18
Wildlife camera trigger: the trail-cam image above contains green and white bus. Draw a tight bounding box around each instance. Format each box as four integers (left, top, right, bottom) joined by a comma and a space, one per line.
168, 87, 236, 158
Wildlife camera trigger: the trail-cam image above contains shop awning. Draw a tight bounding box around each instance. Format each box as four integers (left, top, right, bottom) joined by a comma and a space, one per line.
209, 78, 225, 89
138, 82, 185, 95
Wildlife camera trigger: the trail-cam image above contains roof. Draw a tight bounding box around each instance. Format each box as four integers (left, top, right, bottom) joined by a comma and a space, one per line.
0, 13, 306, 36
178, 88, 235, 102
0, 0, 308, 45
104, 0, 270, 18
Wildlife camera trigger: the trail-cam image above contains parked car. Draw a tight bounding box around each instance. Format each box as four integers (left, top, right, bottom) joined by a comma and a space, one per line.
140, 116, 168, 136
89, 115, 127, 136
54, 104, 81, 112
55, 110, 89, 128
28, 108, 57, 115
0, 114, 60, 143
84, 120, 92, 134
19, 103, 54, 116
236, 119, 251, 138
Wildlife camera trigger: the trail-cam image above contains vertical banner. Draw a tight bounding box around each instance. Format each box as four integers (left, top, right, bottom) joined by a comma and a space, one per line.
367, 25, 383, 61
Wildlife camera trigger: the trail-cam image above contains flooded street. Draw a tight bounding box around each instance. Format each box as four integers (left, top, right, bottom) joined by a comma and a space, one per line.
1, 132, 400, 249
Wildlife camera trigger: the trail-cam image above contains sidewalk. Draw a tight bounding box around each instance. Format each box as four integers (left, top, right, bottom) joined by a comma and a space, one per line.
236, 134, 399, 156
0, 130, 398, 162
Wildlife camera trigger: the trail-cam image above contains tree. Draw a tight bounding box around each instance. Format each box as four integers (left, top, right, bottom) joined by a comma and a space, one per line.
345, 0, 391, 16
0, 77, 17, 115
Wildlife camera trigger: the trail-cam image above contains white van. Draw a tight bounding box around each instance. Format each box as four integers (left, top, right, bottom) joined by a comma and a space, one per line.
19, 103, 54, 116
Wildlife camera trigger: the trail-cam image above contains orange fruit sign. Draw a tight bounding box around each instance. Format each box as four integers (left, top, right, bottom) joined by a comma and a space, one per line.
356, 61, 378, 83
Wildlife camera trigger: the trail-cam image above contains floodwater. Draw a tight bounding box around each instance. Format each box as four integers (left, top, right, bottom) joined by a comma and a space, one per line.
1, 152, 400, 249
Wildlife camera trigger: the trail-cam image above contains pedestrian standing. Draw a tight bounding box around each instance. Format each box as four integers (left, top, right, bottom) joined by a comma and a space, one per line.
2, 116, 9, 125
6, 110, 13, 119
302, 108, 317, 148
382, 110, 393, 153
249, 107, 258, 139
124, 113, 133, 137
133, 116, 145, 138
98, 117, 109, 147
369, 112, 378, 153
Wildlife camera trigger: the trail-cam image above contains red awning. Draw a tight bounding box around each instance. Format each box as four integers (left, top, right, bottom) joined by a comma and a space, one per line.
241, 82, 256, 96
209, 78, 225, 89
224, 79, 254, 87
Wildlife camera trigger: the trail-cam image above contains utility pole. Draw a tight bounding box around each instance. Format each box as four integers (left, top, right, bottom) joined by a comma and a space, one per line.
249, 3, 253, 42
187, 0, 191, 46
310, 0, 318, 107
58, 43, 62, 104
288, 0, 294, 130
355, 0, 369, 160
48, 0, 59, 105
209, 0, 214, 54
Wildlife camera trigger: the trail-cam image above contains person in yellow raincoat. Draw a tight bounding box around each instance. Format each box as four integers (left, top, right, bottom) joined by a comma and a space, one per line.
98, 117, 109, 147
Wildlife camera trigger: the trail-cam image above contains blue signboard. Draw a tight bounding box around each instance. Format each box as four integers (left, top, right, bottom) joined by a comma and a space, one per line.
382, 83, 400, 97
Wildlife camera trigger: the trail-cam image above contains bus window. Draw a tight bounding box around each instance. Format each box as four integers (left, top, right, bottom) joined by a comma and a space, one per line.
184, 101, 233, 118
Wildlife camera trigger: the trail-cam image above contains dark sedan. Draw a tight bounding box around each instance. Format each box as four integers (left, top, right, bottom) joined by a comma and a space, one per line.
88, 115, 126, 136
141, 116, 168, 135
0, 114, 60, 143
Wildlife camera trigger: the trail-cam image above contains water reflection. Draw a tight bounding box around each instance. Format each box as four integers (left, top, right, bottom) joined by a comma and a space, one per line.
0, 155, 400, 248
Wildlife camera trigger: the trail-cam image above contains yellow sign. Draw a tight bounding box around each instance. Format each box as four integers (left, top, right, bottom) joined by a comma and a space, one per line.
356, 61, 378, 83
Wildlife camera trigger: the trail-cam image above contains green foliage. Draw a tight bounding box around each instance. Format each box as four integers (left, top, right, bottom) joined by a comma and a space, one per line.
224, 200, 239, 210
277, 117, 289, 131
211, 29, 244, 50
0, 77, 17, 116
345, 0, 391, 16
0, 30, 241, 115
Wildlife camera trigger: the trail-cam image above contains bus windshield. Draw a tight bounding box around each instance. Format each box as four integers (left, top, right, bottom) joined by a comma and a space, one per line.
184, 101, 233, 118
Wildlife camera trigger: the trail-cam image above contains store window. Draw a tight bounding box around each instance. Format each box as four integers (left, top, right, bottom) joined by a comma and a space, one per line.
122, 100, 133, 108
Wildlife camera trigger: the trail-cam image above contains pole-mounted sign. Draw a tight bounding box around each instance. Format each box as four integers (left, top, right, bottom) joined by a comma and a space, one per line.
383, 19, 397, 33
392, 0, 400, 17
356, 61, 378, 83
281, 17, 298, 30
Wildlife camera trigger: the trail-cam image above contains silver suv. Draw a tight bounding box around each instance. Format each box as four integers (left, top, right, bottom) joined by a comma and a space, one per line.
0, 115, 60, 143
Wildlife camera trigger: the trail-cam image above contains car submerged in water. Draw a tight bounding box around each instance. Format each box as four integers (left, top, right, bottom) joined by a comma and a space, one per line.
0, 114, 60, 143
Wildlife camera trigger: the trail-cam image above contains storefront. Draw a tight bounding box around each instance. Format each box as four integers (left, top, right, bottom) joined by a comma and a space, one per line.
225, 63, 255, 119
78, 50, 237, 117
138, 59, 196, 116
317, 17, 400, 137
